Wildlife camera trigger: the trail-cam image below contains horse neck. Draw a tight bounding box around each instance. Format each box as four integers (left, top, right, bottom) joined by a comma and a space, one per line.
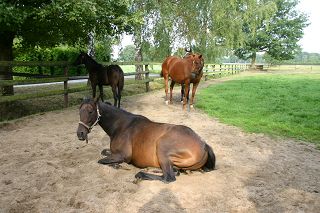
97, 103, 131, 137
84, 57, 100, 72
183, 57, 194, 66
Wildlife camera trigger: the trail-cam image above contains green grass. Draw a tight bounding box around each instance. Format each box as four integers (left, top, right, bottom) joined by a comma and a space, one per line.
196, 74, 320, 145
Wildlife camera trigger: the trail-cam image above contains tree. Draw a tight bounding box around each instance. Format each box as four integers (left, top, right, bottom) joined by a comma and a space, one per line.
118, 45, 135, 62
129, 0, 265, 64
264, 51, 320, 65
234, 0, 308, 67
0, 0, 136, 95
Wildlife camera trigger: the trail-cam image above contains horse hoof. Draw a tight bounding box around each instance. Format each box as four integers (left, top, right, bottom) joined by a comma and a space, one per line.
135, 171, 147, 180
190, 105, 194, 108
165, 100, 169, 105
162, 176, 176, 183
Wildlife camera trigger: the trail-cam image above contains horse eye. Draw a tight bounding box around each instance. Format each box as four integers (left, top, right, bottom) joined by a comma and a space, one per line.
89, 111, 93, 114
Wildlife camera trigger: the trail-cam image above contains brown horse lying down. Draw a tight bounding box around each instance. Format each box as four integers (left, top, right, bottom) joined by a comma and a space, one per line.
76, 98, 216, 183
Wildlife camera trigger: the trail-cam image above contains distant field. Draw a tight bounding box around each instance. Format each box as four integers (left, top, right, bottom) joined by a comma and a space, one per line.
196, 73, 320, 146
268, 64, 320, 72
120, 64, 162, 73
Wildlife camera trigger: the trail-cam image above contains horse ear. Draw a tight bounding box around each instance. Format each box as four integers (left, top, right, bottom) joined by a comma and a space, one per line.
199, 54, 202, 58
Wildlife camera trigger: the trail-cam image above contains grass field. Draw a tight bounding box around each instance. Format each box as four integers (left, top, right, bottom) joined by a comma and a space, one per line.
120, 64, 162, 73
196, 74, 320, 146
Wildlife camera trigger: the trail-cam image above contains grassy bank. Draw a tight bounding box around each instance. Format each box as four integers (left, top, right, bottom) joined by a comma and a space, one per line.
196, 74, 320, 145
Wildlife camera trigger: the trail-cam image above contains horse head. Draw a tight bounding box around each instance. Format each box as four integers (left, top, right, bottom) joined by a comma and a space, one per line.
186, 54, 204, 75
77, 96, 101, 143
73, 51, 89, 66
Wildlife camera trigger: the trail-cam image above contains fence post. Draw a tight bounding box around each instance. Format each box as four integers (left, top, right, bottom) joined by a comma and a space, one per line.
205, 64, 208, 81
213, 64, 215, 78
64, 65, 69, 108
145, 64, 150, 92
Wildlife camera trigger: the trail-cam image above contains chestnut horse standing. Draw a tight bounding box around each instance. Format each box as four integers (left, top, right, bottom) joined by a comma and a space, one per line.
74, 52, 124, 108
76, 98, 216, 183
161, 53, 203, 109
180, 54, 205, 106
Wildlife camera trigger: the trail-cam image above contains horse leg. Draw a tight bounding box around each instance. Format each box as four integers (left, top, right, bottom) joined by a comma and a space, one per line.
180, 84, 185, 103
164, 76, 169, 105
190, 82, 199, 108
112, 85, 118, 107
99, 85, 104, 102
135, 160, 176, 183
169, 81, 175, 104
117, 85, 122, 108
92, 84, 96, 99
98, 153, 124, 166
183, 82, 190, 110
186, 84, 190, 104
135, 142, 176, 183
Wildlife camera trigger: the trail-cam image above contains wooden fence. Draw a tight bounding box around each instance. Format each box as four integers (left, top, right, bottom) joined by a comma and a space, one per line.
203, 63, 250, 80
0, 61, 249, 107
0, 61, 153, 107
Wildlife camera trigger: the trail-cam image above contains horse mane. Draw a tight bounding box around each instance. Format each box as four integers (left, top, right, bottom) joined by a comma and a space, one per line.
98, 100, 150, 122
83, 53, 104, 71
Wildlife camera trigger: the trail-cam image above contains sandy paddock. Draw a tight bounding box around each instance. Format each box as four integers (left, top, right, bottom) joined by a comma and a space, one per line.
1, 78, 320, 213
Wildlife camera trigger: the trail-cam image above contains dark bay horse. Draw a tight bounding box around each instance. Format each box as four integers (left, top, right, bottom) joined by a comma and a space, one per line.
76, 98, 216, 183
74, 52, 124, 108
161, 53, 203, 109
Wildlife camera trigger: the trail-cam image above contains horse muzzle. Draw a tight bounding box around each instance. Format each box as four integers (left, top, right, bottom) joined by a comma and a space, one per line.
77, 125, 89, 142
77, 132, 86, 140
191, 72, 196, 79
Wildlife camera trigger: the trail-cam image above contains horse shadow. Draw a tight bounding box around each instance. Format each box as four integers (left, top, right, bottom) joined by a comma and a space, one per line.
138, 188, 186, 213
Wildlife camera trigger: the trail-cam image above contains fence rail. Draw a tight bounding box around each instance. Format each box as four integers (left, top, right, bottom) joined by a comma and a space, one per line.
203, 63, 250, 80
0, 61, 154, 106
0, 61, 249, 106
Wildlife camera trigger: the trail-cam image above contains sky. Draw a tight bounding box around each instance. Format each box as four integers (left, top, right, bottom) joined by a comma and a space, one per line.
113, 0, 320, 58
297, 0, 320, 53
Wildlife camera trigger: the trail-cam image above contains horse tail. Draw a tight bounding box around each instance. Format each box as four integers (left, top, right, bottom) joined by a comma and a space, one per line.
160, 69, 164, 77
203, 144, 216, 171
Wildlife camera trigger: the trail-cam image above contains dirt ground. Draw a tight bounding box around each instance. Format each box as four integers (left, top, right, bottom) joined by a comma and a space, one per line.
1, 75, 320, 213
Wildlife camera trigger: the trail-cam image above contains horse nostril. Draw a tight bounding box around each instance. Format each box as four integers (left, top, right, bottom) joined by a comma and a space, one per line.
77, 131, 84, 138
80, 132, 85, 138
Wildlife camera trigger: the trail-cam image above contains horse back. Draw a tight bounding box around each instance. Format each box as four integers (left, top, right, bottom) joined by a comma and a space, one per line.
168, 59, 192, 83
106, 65, 124, 88
161, 56, 180, 77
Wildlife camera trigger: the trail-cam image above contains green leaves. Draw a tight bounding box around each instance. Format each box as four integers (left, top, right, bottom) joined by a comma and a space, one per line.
0, 0, 136, 47
235, 0, 308, 63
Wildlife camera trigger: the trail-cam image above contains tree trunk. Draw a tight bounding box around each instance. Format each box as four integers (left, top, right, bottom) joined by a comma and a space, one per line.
250, 52, 257, 69
0, 32, 15, 96
134, 30, 143, 80
87, 31, 95, 58
87, 31, 95, 86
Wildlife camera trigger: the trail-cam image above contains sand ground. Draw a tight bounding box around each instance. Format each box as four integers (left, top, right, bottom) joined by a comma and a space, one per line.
1, 75, 319, 213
